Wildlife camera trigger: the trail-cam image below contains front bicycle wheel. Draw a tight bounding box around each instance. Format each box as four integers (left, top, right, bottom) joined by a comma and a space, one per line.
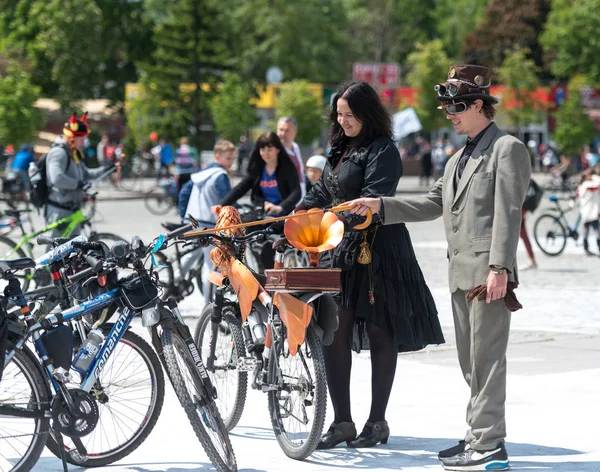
267, 324, 327, 460
144, 187, 173, 216
45, 328, 165, 467
0, 234, 31, 293
194, 304, 248, 431
0, 346, 50, 472
162, 328, 237, 472
534, 214, 568, 256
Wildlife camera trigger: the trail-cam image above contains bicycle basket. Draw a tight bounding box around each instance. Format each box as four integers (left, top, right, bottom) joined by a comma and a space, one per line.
119, 273, 159, 310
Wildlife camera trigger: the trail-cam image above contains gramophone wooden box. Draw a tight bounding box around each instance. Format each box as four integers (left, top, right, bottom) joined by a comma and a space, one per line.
264, 268, 341, 293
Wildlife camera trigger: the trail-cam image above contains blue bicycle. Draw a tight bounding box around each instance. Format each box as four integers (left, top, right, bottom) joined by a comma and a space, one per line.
1, 229, 236, 472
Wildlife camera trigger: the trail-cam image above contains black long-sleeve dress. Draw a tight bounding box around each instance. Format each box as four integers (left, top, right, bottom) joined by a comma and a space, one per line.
301, 136, 445, 352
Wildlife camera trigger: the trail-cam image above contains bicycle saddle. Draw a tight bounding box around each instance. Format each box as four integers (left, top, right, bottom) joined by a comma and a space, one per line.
161, 221, 185, 232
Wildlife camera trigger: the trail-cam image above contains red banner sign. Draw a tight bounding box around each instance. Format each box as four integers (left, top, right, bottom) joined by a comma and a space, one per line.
353, 63, 400, 87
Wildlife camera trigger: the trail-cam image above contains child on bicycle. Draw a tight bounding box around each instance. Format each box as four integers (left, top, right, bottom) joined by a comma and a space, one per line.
577, 169, 600, 255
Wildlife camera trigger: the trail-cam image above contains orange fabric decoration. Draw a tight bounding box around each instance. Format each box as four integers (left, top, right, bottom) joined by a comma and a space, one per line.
273, 293, 313, 356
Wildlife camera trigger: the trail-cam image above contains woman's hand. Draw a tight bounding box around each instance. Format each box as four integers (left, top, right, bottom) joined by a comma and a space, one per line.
264, 201, 283, 216
345, 197, 382, 216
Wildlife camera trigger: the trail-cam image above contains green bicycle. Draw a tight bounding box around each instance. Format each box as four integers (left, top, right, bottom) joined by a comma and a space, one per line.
0, 193, 124, 291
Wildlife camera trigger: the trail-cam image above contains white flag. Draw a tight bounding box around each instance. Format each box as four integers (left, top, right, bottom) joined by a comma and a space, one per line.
393, 108, 422, 141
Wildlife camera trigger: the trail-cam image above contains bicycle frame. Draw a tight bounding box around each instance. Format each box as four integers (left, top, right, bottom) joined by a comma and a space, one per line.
5, 209, 88, 259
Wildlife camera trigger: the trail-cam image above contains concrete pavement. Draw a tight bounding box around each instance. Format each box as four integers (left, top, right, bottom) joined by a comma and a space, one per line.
16, 193, 600, 472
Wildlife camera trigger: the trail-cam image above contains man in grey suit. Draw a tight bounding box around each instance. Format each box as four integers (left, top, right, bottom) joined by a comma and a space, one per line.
346, 65, 531, 471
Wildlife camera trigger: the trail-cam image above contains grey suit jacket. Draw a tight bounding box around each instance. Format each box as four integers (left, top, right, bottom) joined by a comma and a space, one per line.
382, 122, 531, 292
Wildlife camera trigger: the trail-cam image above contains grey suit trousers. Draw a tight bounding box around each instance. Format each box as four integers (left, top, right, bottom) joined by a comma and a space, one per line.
451, 289, 511, 450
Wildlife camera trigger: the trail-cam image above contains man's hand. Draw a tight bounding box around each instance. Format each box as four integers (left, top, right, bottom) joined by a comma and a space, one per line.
485, 270, 508, 303
345, 197, 381, 216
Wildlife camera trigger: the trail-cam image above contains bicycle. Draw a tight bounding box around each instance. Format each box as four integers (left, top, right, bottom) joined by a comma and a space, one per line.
144, 178, 178, 215
0, 193, 124, 292
533, 194, 582, 256
238, 204, 310, 273
190, 227, 333, 460
1, 246, 165, 472
2, 229, 236, 471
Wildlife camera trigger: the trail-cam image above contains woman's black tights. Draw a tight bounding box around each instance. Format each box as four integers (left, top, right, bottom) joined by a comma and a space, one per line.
323, 304, 398, 424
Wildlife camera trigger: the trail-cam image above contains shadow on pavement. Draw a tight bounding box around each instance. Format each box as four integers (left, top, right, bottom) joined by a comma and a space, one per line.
303, 436, 599, 470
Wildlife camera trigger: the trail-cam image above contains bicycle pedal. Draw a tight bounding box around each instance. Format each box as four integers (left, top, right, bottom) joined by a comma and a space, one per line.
237, 357, 260, 372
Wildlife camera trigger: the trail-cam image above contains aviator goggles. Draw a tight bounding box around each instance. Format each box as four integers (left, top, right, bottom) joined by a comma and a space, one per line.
439, 101, 469, 115
435, 83, 459, 98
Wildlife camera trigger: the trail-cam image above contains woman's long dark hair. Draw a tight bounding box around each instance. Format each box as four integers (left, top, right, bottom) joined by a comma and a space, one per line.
329, 81, 392, 148
246, 131, 296, 177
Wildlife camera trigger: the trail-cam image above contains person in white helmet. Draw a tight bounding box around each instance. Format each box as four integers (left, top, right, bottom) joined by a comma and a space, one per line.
305, 154, 327, 193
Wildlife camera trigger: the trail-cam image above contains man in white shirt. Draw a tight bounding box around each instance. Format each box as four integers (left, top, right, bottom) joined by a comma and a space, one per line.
277, 116, 306, 199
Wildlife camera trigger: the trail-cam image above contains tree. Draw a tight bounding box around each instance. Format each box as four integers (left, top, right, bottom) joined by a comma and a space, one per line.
540, 0, 600, 83
125, 75, 164, 152
209, 73, 258, 142
93, 0, 155, 105
227, 0, 349, 84
0, 63, 43, 149
139, 0, 230, 150
0, 0, 104, 108
405, 40, 451, 132
461, 0, 551, 76
432, 0, 488, 58
343, 0, 437, 69
275, 81, 324, 146
497, 47, 543, 128
554, 76, 596, 157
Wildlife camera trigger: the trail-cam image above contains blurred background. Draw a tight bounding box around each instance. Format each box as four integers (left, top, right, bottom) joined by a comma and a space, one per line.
0, 0, 599, 182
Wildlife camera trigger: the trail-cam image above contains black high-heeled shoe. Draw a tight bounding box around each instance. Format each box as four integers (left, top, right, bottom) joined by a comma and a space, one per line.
347, 420, 390, 448
316, 422, 357, 450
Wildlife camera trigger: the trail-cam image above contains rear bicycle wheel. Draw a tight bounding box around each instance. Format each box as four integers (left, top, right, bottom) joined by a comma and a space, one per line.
194, 304, 247, 431
45, 328, 165, 467
267, 324, 327, 460
162, 328, 237, 472
0, 346, 50, 472
534, 213, 568, 256
144, 187, 173, 216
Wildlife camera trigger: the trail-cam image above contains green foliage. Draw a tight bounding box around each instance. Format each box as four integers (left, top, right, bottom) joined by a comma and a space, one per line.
0, 63, 43, 148
497, 47, 542, 126
209, 73, 258, 141
343, 0, 437, 68
541, 0, 600, 83
405, 40, 451, 132
432, 0, 488, 58
461, 0, 551, 76
554, 75, 596, 157
1, 0, 104, 108
139, 0, 230, 149
228, 0, 349, 84
125, 75, 163, 152
275, 81, 325, 146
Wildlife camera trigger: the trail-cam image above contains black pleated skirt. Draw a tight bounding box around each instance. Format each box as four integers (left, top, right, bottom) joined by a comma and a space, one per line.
337, 223, 445, 353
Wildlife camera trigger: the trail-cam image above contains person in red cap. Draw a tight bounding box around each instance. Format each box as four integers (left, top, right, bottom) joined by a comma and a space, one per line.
45, 113, 117, 235
346, 65, 532, 471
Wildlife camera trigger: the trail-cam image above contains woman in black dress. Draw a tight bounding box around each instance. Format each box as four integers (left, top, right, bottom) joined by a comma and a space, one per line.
297, 82, 444, 448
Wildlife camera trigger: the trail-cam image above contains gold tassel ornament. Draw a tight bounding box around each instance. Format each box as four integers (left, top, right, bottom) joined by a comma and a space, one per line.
357, 231, 372, 265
